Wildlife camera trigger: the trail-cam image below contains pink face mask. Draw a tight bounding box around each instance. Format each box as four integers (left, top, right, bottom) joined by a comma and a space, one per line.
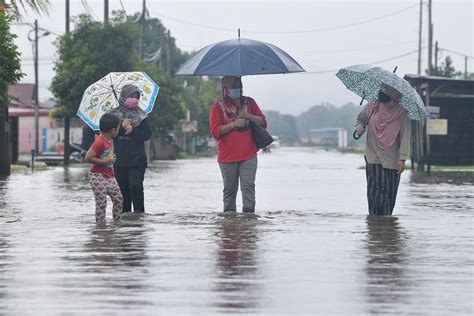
124, 98, 139, 109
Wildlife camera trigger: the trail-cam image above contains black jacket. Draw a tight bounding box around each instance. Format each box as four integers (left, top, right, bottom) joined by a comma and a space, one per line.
114, 118, 152, 167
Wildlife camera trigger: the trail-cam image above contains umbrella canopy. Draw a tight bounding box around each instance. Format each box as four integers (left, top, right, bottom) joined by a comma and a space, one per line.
336, 64, 428, 120
176, 37, 305, 76
77, 71, 159, 131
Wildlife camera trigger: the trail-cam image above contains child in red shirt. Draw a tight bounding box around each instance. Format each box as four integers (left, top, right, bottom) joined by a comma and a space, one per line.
85, 113, 123, 222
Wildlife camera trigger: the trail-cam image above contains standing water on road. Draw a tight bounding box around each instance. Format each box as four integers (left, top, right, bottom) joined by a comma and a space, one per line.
1, 148, 472, 315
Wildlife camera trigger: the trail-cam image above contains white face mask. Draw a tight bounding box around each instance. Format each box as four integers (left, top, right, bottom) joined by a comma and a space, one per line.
228, 88, 241, 99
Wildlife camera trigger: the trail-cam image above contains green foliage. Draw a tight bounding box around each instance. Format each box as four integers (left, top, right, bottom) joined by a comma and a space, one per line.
264, 103, 362, 146
0, 0, 50, 18
0, 12, 23, 104
49, 9, 221, 140
137, 61, 185, 136
265, 111, 300, 144
138, 15, 191, 75
179, 77, 221, 137
431, 55, 463, 78
50, 14, 139, 117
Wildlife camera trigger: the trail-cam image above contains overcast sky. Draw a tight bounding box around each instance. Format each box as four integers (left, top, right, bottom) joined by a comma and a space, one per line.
10, 0, 473, 115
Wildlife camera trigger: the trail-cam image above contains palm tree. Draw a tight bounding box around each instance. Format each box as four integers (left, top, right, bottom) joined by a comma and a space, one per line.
0, 1, 50, 17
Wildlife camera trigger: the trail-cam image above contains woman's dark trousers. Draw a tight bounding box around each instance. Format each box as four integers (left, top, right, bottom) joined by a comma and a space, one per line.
114, 167, 146, 213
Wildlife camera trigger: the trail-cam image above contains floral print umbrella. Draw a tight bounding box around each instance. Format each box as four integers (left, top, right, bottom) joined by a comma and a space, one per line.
77, 71, 160, 130
336, 64, 428, 120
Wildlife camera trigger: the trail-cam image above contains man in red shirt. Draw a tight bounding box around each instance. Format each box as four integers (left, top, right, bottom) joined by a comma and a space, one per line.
209, 76, 268, 212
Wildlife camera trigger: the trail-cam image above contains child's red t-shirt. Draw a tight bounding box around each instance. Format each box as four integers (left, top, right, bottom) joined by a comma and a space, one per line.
90, 135, 115, 178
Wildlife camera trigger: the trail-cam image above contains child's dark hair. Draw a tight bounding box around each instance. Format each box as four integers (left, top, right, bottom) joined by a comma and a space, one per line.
99, 113, 120, 133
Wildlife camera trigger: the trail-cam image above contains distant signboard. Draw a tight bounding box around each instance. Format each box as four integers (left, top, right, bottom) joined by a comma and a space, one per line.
427, 119, 448, 135
426, 106, 440, 119
426, 106, 440, 114
180, 120, 198, 133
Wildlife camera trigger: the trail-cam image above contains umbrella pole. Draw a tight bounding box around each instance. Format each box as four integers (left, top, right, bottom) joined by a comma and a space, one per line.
111, 86, 119, 102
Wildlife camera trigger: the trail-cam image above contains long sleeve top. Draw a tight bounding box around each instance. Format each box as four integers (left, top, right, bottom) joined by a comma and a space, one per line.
209, 97, 267, 163
355, 104, 411, 170
114, 117, 152, 168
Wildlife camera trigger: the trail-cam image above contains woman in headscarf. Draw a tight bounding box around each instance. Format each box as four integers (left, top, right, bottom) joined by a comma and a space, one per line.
110, 84, 152, 213
355, 83, 411, 216
209, 76, 268, 213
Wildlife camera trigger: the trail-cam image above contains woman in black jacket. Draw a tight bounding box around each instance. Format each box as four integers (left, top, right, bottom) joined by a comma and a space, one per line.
111, 85, 152, 213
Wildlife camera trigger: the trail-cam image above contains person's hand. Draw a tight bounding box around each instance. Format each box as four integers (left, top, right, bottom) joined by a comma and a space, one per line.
356, 126, 366, 136
122, 119, 133, 134
104, 153, 116, 164
233, 118, 247, 129
122, 119, 132, 128
124, 124, 133, 134
398, 160, 406, 174
238, 110, 251, 120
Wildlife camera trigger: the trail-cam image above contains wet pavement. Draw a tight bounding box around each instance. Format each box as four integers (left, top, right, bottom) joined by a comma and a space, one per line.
0, 147, 473, 315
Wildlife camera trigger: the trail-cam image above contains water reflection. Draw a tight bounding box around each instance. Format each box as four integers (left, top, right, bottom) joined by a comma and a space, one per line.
0, 232, 9, 305
0, 178, 7, 216
364, 216, 410, 315
61, 216, 151, 297
213, 214, 262, 313
410, 171, 474, 185
85, 218, 149, 270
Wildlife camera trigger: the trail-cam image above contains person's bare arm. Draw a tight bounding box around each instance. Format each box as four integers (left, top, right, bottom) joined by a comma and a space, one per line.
85, 149, 115, 165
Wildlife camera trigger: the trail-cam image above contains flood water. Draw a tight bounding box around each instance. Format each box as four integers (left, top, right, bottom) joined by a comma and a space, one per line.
1, 147, 473, 315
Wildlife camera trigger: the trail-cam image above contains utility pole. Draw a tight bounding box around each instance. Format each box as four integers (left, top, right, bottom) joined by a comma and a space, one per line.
434, 41, 438, 71
427, 0, 433, 75
64, 0, 71, 166
34, 19, 39, 156
139, 0, 147, 59
66, 0, 70, 33
167, 30, 171, 75
104, 0, 109, 25
465, 56, 468, 79
417, 0, 423, 75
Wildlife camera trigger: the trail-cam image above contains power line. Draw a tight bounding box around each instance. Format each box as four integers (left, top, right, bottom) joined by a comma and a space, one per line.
82, 1, 99, 21
247, 4, 418, 34
438, 48, 474, 59
119, 0, 127, 13
150, 12, 235, 33
304, 49, 419, 75
295, 40, 418, 55
152, 4, 417, 35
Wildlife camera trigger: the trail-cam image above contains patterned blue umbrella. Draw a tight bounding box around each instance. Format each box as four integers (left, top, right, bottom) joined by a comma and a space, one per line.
336, 64, 428, 120
176, 37, 305, 76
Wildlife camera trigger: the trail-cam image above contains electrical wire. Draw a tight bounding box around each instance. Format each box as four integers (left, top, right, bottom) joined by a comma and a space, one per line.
152, 4, 417, 35
304, 49, 419, 75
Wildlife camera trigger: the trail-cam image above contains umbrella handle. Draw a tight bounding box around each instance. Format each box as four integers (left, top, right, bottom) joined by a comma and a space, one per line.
353, 130, 362, 140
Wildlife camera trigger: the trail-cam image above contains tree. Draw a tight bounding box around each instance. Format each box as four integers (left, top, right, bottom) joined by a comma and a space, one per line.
431, 55, 462, 78
136, 61, 185, 136
50, 14, 139, 164
296, 103, 362, 146
0, 11, 23, 175
265, 111, 300, 144
0, 0, 49, 17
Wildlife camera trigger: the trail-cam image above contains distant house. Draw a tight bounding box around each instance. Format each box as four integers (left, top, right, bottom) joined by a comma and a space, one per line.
309, 128, 348, 148
404, 75, 474, 168
8, 83, 56, 159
